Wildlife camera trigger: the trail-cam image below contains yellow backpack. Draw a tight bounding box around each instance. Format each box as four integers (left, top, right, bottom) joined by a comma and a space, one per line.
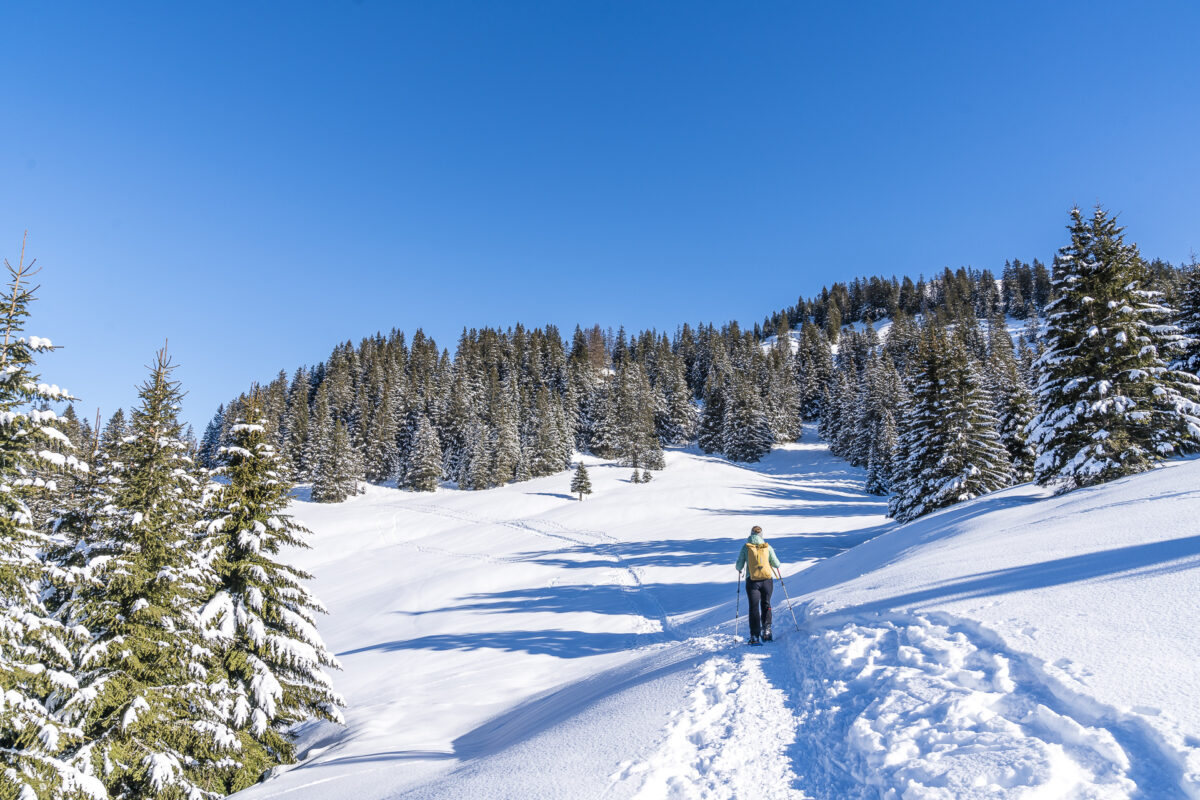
746, 542, 773, 580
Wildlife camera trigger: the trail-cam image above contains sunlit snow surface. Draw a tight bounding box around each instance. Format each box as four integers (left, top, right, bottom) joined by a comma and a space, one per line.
233, 427, 1200, 799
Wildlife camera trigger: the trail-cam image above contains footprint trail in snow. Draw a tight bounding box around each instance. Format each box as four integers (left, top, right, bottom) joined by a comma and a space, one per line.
612, 643, 809, 800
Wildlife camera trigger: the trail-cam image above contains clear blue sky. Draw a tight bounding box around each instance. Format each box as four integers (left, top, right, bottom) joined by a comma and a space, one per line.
3, 2, 1199, 431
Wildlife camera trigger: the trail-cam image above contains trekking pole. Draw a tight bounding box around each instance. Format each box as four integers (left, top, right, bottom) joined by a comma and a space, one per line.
776, 568, 801, 632
734, 571, 742, 638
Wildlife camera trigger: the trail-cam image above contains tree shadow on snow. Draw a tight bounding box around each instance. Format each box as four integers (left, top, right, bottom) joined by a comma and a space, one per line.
449, 644, 712, 760
385, 578, 732, 628
693, 483, 891, 519
525, 491, 576, 501
523, 531, 890, 572
338, 628, 662, 659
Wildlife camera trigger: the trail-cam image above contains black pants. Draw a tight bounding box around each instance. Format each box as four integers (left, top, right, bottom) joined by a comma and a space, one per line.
745, 578, 773, 637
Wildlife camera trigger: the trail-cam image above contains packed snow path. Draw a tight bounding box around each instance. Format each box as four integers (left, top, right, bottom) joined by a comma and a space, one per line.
233, 433, 1200, 799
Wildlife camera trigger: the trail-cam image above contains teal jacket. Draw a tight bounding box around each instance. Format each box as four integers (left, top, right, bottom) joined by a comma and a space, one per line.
735, 533, 780, 574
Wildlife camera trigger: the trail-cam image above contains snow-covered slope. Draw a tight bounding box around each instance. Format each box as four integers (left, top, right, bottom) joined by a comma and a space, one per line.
233, 431, 1200, 800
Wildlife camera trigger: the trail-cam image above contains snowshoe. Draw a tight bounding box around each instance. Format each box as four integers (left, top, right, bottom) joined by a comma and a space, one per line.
748, 635, 762, 646
763, 628, 773, 642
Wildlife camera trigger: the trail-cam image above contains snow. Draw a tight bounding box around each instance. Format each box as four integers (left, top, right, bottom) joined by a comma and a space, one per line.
230, 427, 1200, 799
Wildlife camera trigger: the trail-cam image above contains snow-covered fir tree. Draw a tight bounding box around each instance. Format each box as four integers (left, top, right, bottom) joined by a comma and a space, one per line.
197, 404, 224, 470
284, 369, 311, 480
54, 349, 237, 799
569, 462, 592, 500
404, 414, 443, 492
986, 315, 1037, 482
1027, 206, 1200, 492
96, 409, 129, 458
864, 404, 898, 495
488, 375, 521, 486
889, 325, 1011, 522
764, 345, 802, 443
0, 250, 100, 800
200, 401, 343, 787
311, 420, 362, 503
796, 322, 833, 420
722, 375, 774, 463
598, 359, 664, 470
361, 383, 399, 484
696, 370, 727, 455
656, 357, 698, 446
1175, 258, 1200, 376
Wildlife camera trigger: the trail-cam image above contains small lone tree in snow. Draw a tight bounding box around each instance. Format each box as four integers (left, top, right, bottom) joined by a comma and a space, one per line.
570, 462, 592, 500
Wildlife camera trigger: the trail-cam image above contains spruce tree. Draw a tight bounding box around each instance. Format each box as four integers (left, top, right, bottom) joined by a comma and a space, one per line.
528, 388, 565, 477
657, 358, 698, 446
201, 401, 343, 786
697, 371, 728, 454
404, 415, 443, 492
0, 247, 100, 800
569, 462, 592, 500
864, 406, 898, 495
987, 316, 1037, 482
284, 369, 311, 480
1176, 259, 1200, 376
100, 408, 128, 452
1028, 207, 1200, 491
362, 385, 399, 484
197, 404, 224, 470
796, 322, 833, 421
609, 361, 664, 470
890, 326, 1011, 522
311, 420, 361, 503
56, 349, 236, 799
722, 377, 774, 462
488, 376, 521, 485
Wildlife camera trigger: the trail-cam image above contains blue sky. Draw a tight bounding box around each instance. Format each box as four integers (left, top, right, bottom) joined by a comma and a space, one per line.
3, 2, 1199, 431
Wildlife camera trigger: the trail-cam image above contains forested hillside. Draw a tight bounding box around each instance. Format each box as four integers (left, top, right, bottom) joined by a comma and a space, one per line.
199, 205, 1200, 521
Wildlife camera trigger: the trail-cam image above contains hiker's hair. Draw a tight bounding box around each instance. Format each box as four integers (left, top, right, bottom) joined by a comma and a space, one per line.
751, 525, 762, 535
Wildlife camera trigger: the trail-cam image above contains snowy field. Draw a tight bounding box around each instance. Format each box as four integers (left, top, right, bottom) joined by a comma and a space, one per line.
232, 428, 1200, 799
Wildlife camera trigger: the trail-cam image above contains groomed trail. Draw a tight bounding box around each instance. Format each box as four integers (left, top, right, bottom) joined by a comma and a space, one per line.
232, 428, 1200, 800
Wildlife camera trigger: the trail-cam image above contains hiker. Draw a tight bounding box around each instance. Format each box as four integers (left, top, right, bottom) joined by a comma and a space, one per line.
735, 525, 781, 645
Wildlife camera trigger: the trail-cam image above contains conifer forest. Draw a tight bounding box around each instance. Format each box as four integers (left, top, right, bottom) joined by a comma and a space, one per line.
5, 203, 1200, 799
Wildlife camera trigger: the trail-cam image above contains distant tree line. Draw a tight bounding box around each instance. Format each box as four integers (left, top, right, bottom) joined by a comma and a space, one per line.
201, 207, 1200, 522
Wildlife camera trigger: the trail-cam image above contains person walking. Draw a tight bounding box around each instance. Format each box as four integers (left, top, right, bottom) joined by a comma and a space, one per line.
735, 525, 781, 645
